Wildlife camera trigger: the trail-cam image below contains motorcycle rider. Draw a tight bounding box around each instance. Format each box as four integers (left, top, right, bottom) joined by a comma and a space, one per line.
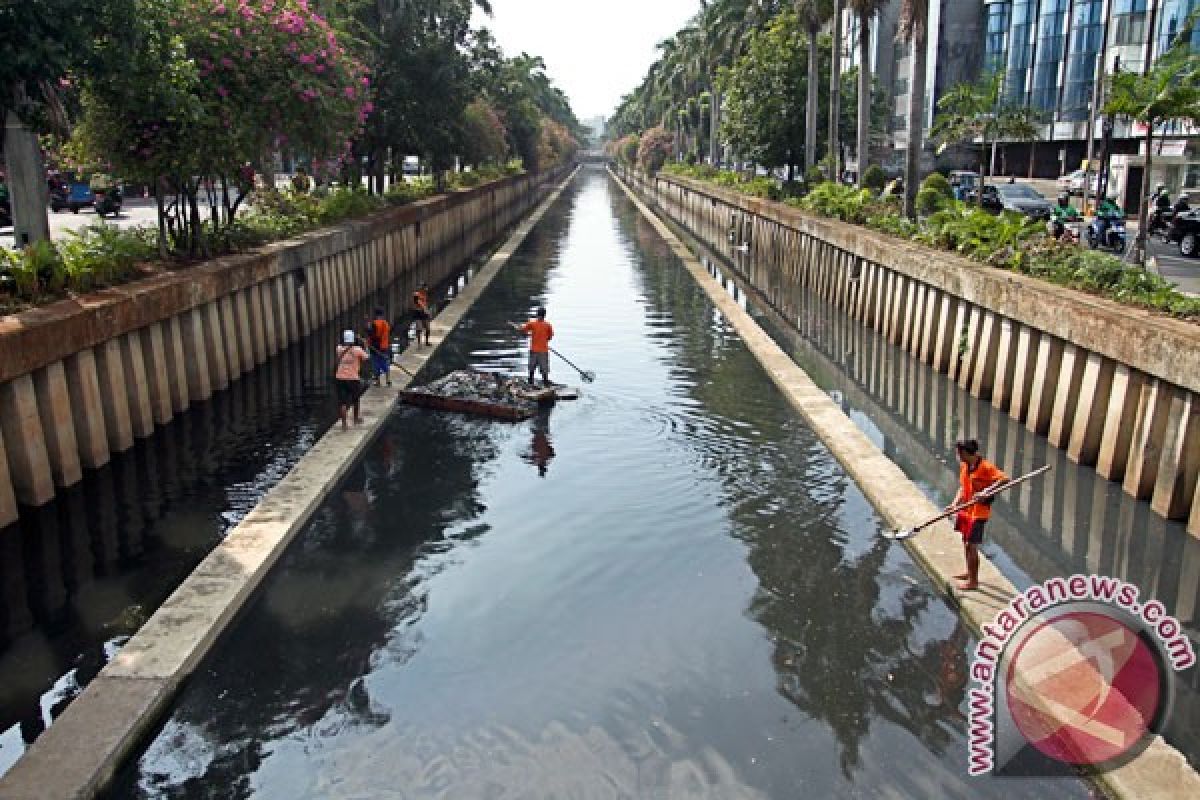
1173, 191, 1191, 215
1094, 196, 1124, 248
1150, 183, 1173, 233
1049, 193, 1081, 240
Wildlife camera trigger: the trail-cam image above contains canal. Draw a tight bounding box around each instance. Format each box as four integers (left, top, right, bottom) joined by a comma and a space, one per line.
104, 168, 1092, 797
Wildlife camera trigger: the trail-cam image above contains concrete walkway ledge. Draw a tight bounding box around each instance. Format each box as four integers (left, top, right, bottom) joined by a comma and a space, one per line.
0, 167, 579, 800
610, 169, 1200, 800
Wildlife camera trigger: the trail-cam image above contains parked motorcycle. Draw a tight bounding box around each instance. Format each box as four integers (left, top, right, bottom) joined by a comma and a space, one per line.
93, 186, 122, 218
1086, 212, 1127, 253
1167, 208, 1200, 257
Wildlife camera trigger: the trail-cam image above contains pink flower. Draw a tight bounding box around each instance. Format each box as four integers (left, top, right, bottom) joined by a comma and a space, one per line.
217, 86, 229, 98
221, 57, 233, 68
344, 87, 356, 99
243, 48, 252, 60
233, 27, 241, 37
299, 53, 315, 64
361, 76, 370, 87
362, 101, 374, 113
213, 2, 226, 14
314, 64, 325, 73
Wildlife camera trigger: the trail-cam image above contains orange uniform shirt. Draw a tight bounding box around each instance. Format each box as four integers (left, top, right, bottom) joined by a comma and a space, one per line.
414, 289, 428, 311
370, 318, 390, 350
960, 458, 1007, 521
521, 319, 554, 353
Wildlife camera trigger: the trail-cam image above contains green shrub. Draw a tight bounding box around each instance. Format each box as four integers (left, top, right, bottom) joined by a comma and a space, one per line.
385, 178, 436, 206
920, 172, 953, 198
862, 165, 887, 191
316, 188, 385, 224
916, 186, 949, 215
798, 182, 875, 224
804, 165, 826, 186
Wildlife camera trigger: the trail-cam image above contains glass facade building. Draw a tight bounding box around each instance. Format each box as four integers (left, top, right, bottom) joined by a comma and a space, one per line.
1031, 0, 1070, 110
1005, 0, 1040, 104
1158, 0, 1200, 52
1063, 0, 1106, 120
986, 1, 1013, 72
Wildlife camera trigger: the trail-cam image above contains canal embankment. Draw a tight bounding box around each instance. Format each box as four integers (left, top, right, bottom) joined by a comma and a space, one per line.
0, 168, 578, 799
0, 168, 568, 531
616, 167, 1200, 538
612, 168, 1200, 800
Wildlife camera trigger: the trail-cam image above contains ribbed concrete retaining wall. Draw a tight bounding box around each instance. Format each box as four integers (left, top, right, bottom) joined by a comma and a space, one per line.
0, 169, 564, 529
619, 167, 1200, 537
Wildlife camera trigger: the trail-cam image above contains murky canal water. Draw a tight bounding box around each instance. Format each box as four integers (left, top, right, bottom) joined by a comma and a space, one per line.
109, 170, 1091, 798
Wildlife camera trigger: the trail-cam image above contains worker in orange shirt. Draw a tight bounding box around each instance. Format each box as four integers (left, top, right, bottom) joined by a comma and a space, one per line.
410, 283, 431, 346
948, 439, 1009, 591
511, 306, 554, 386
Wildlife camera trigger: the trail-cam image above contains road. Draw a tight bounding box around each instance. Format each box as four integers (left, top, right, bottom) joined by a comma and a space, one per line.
0, 198, 160, 249
1148, 237, 1200, 295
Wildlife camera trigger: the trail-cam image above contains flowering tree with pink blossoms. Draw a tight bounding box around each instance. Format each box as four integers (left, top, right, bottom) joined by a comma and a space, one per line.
74, 0, 371, 255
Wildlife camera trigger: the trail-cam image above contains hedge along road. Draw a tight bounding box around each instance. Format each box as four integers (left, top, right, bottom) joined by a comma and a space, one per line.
108, 168, 1092, 798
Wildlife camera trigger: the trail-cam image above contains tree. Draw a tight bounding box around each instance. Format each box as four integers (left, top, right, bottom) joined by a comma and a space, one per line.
796, 0, 833, 171
0, 0, 138, 243
827, 0, 842, 176
75, 0, 371, 255
847, 0, 889, 187
460, 98, 508, 167
899, 0, 928, 219
1105, 42, 1200, 263
931, 72, 1042, 195
637, 126, 674, 174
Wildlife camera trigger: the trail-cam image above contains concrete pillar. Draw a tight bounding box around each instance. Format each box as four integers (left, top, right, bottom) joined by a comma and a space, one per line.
931, 293, 956, 372
249, 286, 269, 365
889, 275, 908, 344
1123, 378, 1172, 501
1047, 344, 1087, 449
1025, 334, 1065, 436
120, 333, 155, 438
948, 300, 972, 383
260, 283, 279, 358
62, 350, 110, 470
1067, 353, 1116, 467
94, 338, 135, 453
0, 431, 18, 528
873, 269, 889, 334
956, 305, 983, 388
139, 323, 175, 425
968, 311, 1002, 401
218, 294, 242, 378
1097, 365, 1145, 482
164, 316, 191, 414
1151, 389, 1199, 520
234, 289, 255, 371
32, 363, 82, 488
201, 301, 230, 392
180, 308, 213, 403
990, 318, 1017, 412
1008, 325, 1039, 425
1189, 481, 1200, 538
0, 375, 56, 506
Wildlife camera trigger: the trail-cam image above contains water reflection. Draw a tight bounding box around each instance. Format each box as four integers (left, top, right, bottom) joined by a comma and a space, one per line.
111, 169, 1092, 797
667, 206, 1200, 767
521, 411, 556, 477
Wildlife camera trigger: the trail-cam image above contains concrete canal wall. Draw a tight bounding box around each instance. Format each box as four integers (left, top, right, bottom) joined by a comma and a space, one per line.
617, 167, 1200, 537
612, 169, 1200, 800
0, 168, 566, 530
0, 169, 579, 800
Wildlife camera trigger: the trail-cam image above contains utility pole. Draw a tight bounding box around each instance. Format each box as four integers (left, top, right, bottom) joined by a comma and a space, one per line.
1082, 52, 1102, 214
1097, 55, 1120, 203
828, 0, 843, 179
4, 110, 50, 247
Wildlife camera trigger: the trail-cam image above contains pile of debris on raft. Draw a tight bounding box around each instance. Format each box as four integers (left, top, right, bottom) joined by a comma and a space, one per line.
399, 370, 562, 421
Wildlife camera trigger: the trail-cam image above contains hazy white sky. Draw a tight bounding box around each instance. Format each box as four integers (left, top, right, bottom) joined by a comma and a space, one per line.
472, 0, 700, 122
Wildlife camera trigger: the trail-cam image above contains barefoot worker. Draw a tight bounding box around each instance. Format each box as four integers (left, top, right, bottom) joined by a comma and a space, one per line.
368, 308, 392, 386
334, 330, 369, 430
948, 439, 1008, 591
511, 306, 554, 386
410, 284, 431, 346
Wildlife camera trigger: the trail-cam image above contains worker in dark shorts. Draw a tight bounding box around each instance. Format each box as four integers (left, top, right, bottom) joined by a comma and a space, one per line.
948, 439, 1008, 591
511, 306, 554, 386
410, 283, 431, 346
334, 330, 369, 429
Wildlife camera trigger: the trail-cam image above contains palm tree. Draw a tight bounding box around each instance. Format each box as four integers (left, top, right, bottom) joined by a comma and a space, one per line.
847, 0, 889, 187
900, 0, 928, 218
828, 0, 843, 177
796, 1, 833, 171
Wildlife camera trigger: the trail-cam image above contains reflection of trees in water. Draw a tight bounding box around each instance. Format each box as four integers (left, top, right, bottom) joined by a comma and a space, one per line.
610, 180, 970, 779
112, 412, 502, 799
118, 190, 572, 799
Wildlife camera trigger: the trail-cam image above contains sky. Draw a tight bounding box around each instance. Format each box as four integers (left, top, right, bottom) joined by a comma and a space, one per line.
471, 0, 700, 124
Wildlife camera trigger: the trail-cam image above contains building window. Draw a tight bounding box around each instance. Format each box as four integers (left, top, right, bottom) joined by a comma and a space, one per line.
986, 1, 1012, 73
1031, 0, 1069, 111
894, 77, 909, 96
1005, 0, 1039, 105
1062, 0, 1105, 121
1157, 0, 1200, 56
1113, 0, 1150, 46
892, 114, 908, 131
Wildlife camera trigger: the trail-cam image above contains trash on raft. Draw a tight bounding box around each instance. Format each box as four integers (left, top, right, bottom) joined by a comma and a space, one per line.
399, 370, 580, 421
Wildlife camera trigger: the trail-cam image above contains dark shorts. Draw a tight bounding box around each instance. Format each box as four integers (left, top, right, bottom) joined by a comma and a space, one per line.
955, 513, 987, 545
411, 309, 430, 322
336, 378, 360, 405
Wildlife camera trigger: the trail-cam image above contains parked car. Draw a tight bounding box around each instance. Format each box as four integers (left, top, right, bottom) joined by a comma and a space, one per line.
979, 183, 1054, 220
1166, 208, 1200, 257
1058, 169, 1099, 196
50, 182, 94, 213
948, 170, 980, 200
